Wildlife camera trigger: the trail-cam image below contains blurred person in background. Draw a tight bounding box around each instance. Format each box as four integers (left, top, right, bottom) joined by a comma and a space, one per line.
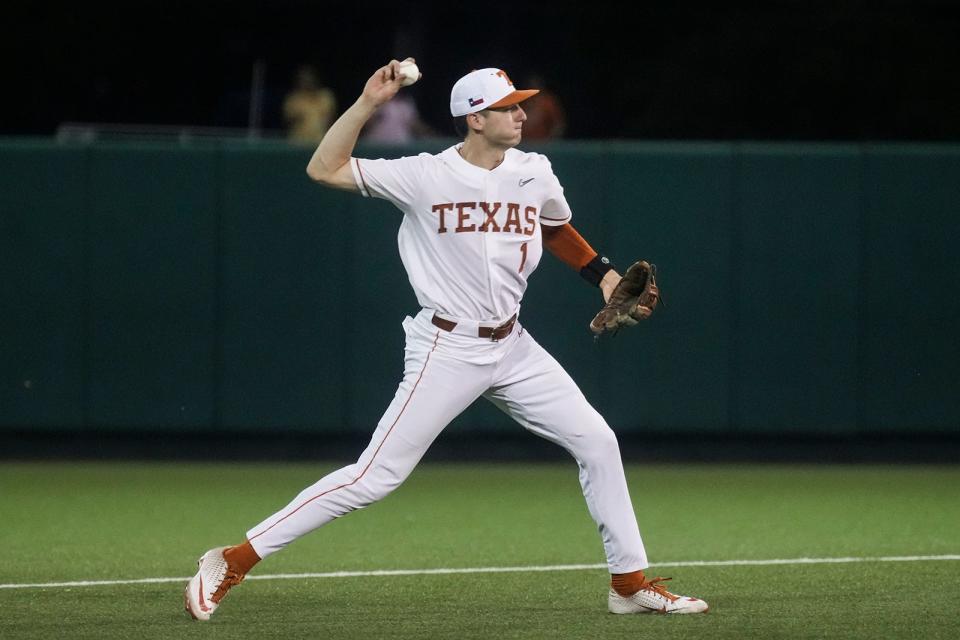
283, 65, 337, 144
361, 91, 437, 144
518, 73, 566, 141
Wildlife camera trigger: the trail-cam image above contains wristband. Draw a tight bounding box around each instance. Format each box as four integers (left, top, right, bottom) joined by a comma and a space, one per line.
579, 254, 615, 287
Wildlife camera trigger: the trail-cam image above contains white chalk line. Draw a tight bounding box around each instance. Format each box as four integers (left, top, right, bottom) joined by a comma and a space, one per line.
1, 554, 958, 591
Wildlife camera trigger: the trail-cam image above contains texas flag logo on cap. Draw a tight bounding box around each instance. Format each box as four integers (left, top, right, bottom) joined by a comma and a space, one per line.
468, 97, 485, 107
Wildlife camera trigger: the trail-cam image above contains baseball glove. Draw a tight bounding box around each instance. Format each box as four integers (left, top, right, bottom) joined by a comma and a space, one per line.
589, 260, 660, 334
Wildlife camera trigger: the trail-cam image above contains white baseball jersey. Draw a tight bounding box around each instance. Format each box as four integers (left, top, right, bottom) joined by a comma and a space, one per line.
351, 145, 573, 323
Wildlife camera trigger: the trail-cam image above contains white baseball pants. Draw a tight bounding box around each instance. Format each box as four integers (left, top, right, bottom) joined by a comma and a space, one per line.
246, 309, 648, 573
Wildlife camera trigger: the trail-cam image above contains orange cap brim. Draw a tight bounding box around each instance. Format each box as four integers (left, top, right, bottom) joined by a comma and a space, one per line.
489, 89, 539, 109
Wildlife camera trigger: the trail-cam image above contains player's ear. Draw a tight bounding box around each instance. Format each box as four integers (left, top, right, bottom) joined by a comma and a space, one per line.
467, 112, 484, 133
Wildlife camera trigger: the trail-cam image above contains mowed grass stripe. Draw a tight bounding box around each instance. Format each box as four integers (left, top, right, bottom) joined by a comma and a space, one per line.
3, 554, 958, 590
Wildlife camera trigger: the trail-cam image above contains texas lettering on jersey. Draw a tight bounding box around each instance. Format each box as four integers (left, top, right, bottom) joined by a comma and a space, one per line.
431, 202, 537, 235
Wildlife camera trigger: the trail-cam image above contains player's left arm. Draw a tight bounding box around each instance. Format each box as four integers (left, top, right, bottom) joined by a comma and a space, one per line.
541, 223, 622, 302
543, 223, 660, 334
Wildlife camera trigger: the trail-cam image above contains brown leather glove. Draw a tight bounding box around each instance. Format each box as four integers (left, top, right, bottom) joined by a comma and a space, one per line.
589, 261, 660, 334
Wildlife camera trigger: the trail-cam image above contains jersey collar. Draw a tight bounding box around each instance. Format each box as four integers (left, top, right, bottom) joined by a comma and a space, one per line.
444, 144, 515, 179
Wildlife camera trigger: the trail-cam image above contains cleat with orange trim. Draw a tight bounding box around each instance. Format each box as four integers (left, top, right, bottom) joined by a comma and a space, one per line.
183, 547, 246, 621
608, 576, 709, 614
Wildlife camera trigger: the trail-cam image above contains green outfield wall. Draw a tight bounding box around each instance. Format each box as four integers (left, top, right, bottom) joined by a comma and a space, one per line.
1, 139, 958, 436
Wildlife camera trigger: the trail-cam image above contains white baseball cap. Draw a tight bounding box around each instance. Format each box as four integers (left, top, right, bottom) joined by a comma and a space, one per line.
450, 68, 539, 117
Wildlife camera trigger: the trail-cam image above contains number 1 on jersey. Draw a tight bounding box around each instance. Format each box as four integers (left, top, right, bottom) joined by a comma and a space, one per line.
518, 241, 529, 272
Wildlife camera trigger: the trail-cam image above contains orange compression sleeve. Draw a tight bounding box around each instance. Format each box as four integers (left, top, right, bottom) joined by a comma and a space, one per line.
541, 223, 597, 270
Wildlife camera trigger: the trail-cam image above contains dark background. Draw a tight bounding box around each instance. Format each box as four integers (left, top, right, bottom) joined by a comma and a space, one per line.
4, 1, 960, 463
7, 0, 960, 140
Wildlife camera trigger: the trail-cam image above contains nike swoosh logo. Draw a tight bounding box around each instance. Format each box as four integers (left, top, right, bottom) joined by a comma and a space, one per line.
519, 178, 535, 187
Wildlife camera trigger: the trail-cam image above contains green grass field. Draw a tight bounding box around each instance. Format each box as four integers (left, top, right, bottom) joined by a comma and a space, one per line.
1, 462, 958, 639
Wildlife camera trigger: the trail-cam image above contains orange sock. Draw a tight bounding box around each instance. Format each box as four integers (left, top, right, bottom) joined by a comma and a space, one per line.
223, 540, 261, 575
611, 570, 646, 597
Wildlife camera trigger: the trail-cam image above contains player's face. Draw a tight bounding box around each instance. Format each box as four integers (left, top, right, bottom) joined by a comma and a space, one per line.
479, 103, 526, 147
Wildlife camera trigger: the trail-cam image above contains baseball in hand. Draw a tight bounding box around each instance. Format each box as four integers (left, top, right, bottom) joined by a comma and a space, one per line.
398, 61, 420, 87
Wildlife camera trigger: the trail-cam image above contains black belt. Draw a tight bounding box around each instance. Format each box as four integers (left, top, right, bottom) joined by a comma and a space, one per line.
431, 313, 518, 341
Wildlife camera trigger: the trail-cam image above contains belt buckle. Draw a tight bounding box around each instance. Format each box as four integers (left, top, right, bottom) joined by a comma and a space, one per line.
490, 318, 511, 342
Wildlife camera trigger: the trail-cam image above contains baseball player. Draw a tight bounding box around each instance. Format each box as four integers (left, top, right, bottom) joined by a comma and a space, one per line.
184, 59, 707, 620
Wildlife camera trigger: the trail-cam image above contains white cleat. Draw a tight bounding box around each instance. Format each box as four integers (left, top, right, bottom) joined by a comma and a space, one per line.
608, 576, 709, 614
184, 546, 245, 621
